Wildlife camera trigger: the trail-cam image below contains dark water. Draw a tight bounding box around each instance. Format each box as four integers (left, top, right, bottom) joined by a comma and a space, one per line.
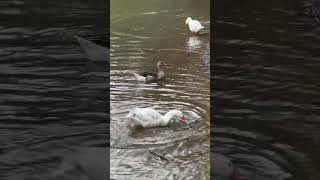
0, 0, 108, 179
213, 0, 320, 179
110, 0, 210, 179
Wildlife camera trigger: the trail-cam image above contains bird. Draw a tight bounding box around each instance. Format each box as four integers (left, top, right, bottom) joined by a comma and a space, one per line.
185, 17, 204, 34
125, 108, 186, 128
132, 61, 166, 83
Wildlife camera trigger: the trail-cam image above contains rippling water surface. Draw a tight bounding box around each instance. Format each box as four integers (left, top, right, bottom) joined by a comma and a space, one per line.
110, 0, 210, 179
0, 0, 108, 179
213, 0, 320, 179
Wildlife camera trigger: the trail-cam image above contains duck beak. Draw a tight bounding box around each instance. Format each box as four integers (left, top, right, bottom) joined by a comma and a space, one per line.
180, 116, 187, 124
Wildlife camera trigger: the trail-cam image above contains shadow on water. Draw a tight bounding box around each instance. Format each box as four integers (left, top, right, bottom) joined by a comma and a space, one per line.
0, 0, 108, 179
111, 0, 210, 179
213, 0, 320, 179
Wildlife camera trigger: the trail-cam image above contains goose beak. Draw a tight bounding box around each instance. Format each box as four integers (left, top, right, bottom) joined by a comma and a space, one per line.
180, 116, 187, 124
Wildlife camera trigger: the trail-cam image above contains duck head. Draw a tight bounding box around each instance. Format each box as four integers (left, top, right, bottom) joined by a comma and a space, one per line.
185, 17, 192, 25
156, 61, 166, 68
164, 110, 187, 125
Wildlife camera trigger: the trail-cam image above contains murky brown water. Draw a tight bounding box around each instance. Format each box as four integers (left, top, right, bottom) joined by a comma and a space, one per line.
110, 0, 210, 179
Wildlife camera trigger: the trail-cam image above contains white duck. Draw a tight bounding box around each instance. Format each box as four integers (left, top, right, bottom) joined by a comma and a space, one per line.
132, 61, 166, 83
185, 17, 204, 34
125, 108, 186, 128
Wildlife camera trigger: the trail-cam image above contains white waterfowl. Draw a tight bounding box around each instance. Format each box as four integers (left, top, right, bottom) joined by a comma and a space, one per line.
125, 108, 186, 128
185, 17, 204, 34
132, 61, 166, 83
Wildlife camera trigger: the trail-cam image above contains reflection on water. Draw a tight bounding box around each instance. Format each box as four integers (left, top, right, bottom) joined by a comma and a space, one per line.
213, 0, 320, 179
0, 0, 108, 179
111, 0, 210, 179
187, 36, 202, 51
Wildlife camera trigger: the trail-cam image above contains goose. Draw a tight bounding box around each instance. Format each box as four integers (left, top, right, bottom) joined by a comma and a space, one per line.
185, 17, 204, 34
125, 108, 186, 128
75, 36, 109, 61
132, 61, 166, 82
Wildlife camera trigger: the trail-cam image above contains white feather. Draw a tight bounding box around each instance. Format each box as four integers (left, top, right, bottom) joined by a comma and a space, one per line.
126, 108, 185, 128
132, 72, 146, 81
186, 17, 204, 33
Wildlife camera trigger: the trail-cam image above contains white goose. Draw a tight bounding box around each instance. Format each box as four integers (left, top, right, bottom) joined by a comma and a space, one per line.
125, 108, 186, 128
132, 61, 166, 83
185, 17, 204, 34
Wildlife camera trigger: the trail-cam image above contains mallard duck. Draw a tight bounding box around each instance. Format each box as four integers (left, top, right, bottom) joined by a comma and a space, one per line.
185, 17, 204, 34
132, 61, 166, 82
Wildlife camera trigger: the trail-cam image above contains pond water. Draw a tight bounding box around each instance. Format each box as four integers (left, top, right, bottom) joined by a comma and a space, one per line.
110, 0, 210, 179
3, 0, 318, 179
213, 0, 320, 179
0, 0, 108, 179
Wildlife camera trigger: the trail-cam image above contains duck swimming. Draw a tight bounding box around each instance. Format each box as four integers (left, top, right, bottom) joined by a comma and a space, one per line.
185, 17, 204, 34
125, 108, 186, 128
132, 61, 166, 83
